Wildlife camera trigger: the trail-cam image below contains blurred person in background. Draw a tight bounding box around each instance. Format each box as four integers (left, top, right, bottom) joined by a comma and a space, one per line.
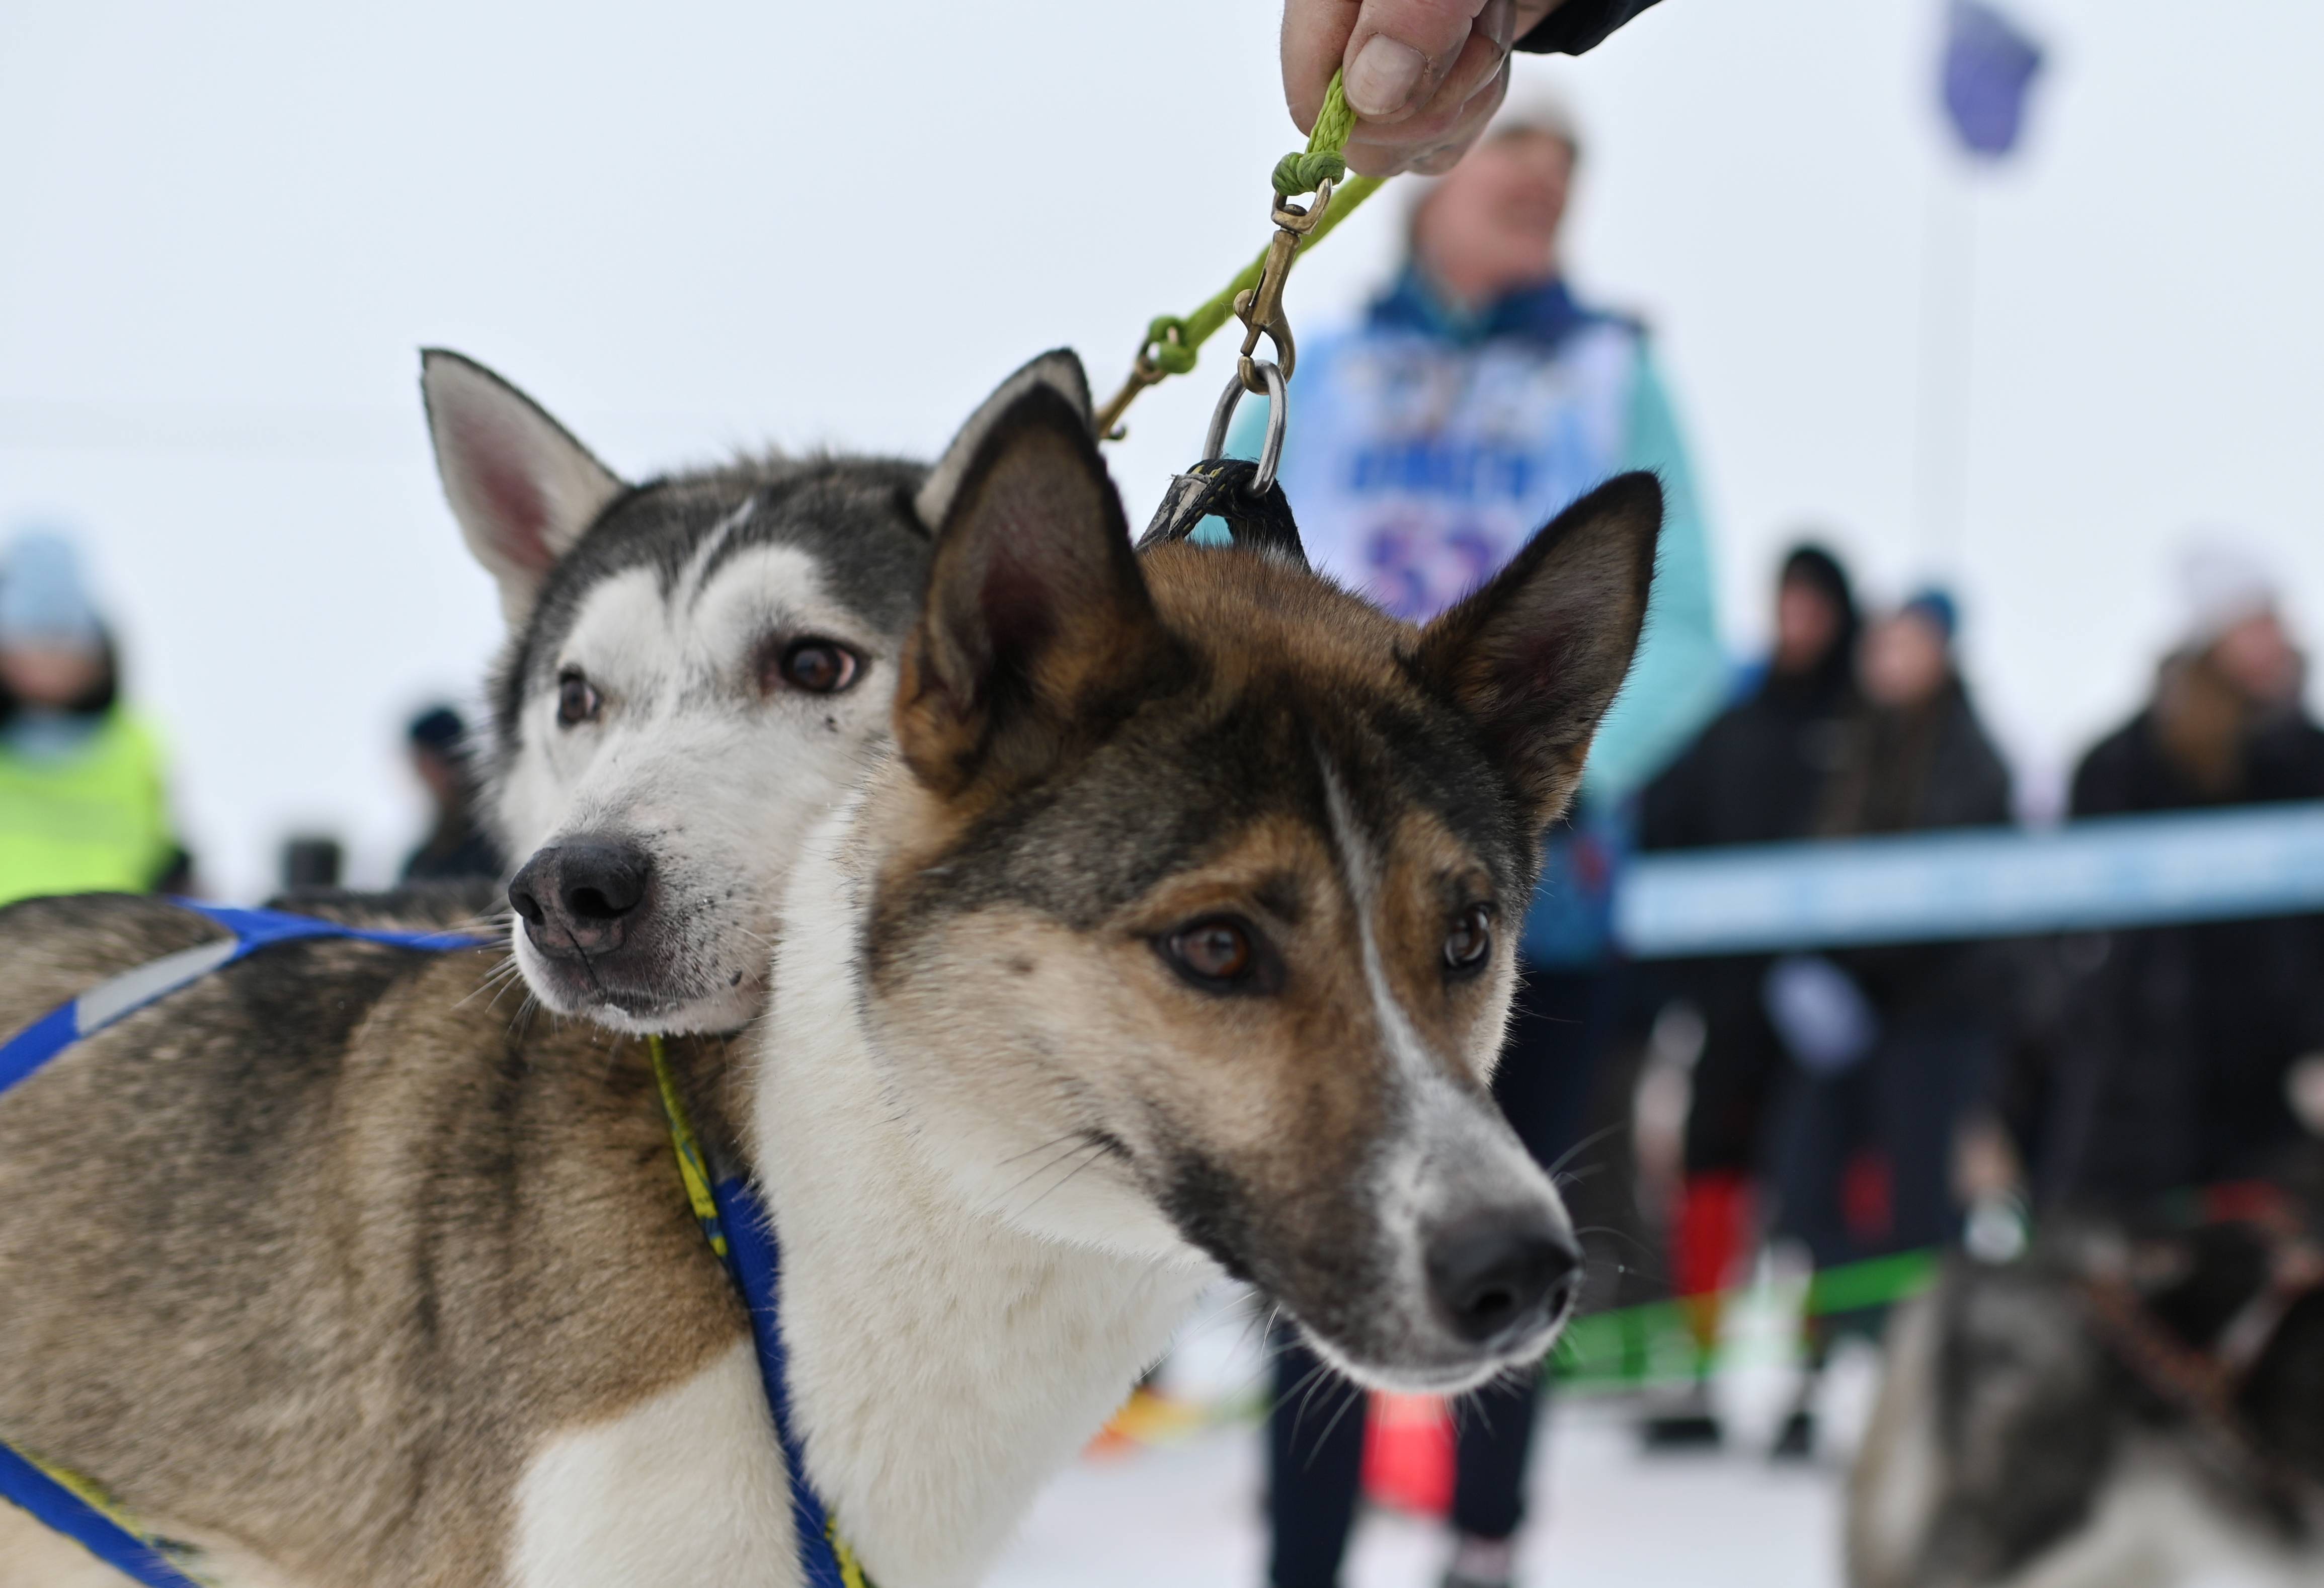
0, 529, 186, 905
1238, 98, 1726, 1588
2008, 543, 2324, 1211
1633, 543, 1861, 1448
1756, 588, 2013, 1458
401, 703, 501, 883
279, 833, 346, 893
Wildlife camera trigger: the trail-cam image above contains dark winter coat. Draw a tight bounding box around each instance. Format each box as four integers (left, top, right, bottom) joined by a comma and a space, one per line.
1642, 661, 1859, 1173
1817, 675, 2012, 840
2035, 656, 2324, 1208
1517, 0, 1662, 55
1642, 664, 1857, 853
1816, 675, 2015, 1030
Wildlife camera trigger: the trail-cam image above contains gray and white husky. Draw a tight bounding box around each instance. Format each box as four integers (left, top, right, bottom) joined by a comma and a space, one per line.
1849, 1197, 2324, 1588
0, 352, 1660, 1587
414, 348, 929, 1030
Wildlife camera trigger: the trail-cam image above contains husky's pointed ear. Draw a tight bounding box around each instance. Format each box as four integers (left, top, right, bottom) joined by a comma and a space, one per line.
1417, 473, 1662, 831
912, 349, 1093, 532
421, 349, 627, 629
897, 376, 1172, 799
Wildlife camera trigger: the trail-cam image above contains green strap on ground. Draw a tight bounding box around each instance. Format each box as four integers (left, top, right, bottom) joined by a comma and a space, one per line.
1549, 1249, 1941, 1393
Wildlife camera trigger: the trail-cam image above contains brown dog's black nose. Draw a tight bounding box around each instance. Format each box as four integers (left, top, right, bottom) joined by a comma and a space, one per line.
1425, 1210, 1580, 1344
509, 838, 654, 953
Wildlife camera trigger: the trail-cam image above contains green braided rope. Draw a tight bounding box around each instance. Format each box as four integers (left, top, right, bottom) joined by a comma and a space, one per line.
1137, 71, 1376, 379
1272, 72, 1356, 196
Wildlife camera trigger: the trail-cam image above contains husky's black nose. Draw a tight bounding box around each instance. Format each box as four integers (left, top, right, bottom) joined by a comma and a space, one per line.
509, 838, 654, 953
1425, 1210, 1581, 1345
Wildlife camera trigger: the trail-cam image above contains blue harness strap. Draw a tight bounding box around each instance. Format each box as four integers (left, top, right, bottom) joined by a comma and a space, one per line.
0, 902, 487, 1097
0, 1443, 209, 1588
0, 902, 490, 1588
646, 1030, 867, 1584
714, 1175, 860, 1588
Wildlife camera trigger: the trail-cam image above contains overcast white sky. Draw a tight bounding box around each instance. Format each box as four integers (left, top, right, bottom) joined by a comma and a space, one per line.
4, 0, 2320, 897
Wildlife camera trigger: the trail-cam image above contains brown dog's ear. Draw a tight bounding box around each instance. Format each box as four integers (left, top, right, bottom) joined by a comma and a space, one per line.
913, 349, 1093, 532
896, 375, 1172, 799
1416, 472, 1662, 830
421, 349, 626, 629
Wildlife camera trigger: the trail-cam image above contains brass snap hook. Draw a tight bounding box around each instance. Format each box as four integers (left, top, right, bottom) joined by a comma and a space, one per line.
1231, 179, 1333, 394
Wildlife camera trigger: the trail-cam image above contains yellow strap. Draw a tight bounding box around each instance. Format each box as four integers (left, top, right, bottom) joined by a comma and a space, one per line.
829, 1518, 871, 1588
647, 1035, 728, 1260
26, 1453, 219, 1587
652, 1037, 875, 1583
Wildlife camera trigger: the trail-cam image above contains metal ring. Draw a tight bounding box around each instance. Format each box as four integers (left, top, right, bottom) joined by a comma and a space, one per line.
1203, 361, 1288, 495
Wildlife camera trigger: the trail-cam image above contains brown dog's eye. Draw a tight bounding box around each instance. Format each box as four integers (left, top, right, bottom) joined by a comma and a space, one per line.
765, 639, 860, 695
1163, 917, 1257, 990
555, 669, 601, 727
1444, 903, 1493, 972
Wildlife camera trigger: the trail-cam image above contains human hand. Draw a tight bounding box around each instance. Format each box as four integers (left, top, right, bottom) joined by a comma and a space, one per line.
1282, 0, 1565, 176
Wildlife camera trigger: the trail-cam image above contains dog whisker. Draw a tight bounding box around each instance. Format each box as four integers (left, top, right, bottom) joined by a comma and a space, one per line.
1572, 1224, 1653, 1260
1300, 1371, 1369, 1471
980, 1135, 1101, 1220
1013, 1140, 1110, 1221
1269, 1359, 1334, 1431
993, 1131, 1088, 1170
450, 954, 527, 1012
1543, 1121, 1626, 1183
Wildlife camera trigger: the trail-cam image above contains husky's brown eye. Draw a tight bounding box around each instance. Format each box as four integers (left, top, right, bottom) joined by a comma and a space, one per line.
1444, 903, 1493, 971
766, 639, 860, 695
1163, 917, 1256, 989
556, 669, 601, 727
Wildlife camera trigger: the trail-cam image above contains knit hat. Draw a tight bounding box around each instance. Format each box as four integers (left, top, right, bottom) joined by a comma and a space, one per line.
1488, 88, 1585, 163
1771, 542, 1862, 702
0, 532, 104, 652
2177, 537, 2280, 651
1901, 588, 1959, 643
1400, 88, 1584, 252
1780, 544, 1856, 623
408, 704, 468, 755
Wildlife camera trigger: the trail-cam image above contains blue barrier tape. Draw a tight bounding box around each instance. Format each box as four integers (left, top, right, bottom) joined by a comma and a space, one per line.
1614, 800, 2324, 958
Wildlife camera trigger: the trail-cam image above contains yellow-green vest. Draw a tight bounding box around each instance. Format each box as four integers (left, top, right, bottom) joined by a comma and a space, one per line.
0, 710, 176, 906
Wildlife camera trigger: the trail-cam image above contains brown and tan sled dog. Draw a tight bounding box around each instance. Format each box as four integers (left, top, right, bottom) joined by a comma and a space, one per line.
0, 352, 1662, 1588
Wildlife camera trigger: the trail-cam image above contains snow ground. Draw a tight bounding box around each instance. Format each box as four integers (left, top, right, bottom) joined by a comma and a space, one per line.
990, 1284, 1875, 1587
992, 1402, 1846, 1588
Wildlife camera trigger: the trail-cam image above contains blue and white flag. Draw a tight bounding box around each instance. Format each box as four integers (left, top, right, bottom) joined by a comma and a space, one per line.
1941, 0, 2045, 158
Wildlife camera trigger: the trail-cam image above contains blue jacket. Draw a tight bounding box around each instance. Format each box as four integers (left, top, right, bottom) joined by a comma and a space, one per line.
1227, 269, 1729, 962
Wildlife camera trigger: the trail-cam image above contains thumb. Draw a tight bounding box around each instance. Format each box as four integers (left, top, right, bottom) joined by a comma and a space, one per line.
1342, 0, 1500, 121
